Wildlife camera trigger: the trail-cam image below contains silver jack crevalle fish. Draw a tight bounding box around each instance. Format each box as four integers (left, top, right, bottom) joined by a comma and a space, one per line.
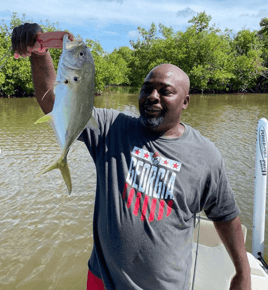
35, 34, 99, 194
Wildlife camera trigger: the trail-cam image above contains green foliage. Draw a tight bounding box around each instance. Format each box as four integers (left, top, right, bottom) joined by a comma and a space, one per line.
86, 39, 107, 92
258, 17, 268, 73
128, 23, 164, 87
259, 18, 268, 37
233, 29, 262, 55
188, 11, 212, 33
0, 12, 267, 96
0, 13, 33, 96
159, 24, 174, 39
86, 40, 132, 92
0, 12, 63, 96
230, 29, 265, 90
128, 22, 235, 91
128, 14, 267, 93
104, 49, 130, 85
0, 13, 132, 96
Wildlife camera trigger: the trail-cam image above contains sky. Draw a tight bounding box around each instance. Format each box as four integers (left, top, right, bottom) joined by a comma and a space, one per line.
1, 0, 268, 52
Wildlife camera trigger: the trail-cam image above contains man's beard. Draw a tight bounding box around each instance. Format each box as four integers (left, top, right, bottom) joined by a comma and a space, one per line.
139, 115, 164, 128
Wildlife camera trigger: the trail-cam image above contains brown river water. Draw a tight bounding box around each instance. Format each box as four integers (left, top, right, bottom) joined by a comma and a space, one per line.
1, 88, 268, 289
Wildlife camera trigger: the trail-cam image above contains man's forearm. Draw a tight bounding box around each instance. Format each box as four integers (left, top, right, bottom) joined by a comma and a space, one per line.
213, 217, 251, 278
30, 50, 56, 114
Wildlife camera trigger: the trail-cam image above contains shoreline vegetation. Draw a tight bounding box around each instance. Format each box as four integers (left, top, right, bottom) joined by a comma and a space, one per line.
1, 12, 268, 97
2, 86, 268, 99
3, 88, 268, 99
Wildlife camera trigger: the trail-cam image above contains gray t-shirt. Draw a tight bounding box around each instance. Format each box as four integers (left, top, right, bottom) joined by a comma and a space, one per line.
79, 108, 240, 290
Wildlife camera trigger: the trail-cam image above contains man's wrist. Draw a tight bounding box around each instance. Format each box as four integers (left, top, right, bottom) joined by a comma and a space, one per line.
30, 48, 49, 59
235, 265, 251, 278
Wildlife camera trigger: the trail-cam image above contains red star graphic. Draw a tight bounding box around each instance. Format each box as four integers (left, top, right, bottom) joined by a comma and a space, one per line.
144, 153, 149, 159
135, 150, 140, 155
164, 160, 168, 165
173, 163, 178, 169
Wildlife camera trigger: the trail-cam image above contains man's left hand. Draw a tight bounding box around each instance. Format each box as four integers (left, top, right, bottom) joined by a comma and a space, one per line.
230, 273, 251, 290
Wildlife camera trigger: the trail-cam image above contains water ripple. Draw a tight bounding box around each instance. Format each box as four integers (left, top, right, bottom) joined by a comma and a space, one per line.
1, 94, 268, 289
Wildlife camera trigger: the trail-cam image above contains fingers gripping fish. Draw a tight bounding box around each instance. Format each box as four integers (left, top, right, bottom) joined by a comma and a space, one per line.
35, 34, 99, 194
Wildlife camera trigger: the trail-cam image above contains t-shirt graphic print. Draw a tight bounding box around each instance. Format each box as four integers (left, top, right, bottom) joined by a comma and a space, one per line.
125, 146, 182, 222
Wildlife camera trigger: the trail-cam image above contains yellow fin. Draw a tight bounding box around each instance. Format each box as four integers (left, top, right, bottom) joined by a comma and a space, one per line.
35, 114, 52, 124
37, 155, 72, 194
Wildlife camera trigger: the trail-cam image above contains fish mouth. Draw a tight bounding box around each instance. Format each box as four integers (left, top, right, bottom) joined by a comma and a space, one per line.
63, 34, 84, 51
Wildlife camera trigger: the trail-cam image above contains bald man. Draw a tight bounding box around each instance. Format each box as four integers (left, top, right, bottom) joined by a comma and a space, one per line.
139, 64, 190, 137
12, 24, 251, 290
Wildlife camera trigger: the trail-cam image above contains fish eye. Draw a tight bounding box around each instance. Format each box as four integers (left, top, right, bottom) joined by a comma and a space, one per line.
79, 51, 84, 58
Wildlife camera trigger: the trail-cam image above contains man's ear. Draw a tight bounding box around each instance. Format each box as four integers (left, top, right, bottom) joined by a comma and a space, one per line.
182, 95, 190, 110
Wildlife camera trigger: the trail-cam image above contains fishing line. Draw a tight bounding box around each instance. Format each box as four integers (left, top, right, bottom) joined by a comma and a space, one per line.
41, 87, 52, 100
41, 82, 61, 101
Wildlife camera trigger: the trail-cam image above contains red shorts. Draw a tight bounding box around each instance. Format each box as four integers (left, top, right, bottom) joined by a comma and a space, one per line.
87, 269, 105, 290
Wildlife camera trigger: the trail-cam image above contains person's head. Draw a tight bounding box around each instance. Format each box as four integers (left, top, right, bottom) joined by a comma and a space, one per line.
139, 63, 190, 137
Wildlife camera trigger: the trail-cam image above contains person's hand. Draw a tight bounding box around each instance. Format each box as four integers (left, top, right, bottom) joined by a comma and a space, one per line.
229, 273, 251, 290
12, 23, 46, 58
12, 23, 74, 59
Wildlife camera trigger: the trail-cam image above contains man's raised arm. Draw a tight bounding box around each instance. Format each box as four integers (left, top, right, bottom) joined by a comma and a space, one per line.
12, 23, 73, 114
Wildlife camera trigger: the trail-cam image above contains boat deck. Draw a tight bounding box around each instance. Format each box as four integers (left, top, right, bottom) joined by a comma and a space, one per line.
190, 218, 268, 289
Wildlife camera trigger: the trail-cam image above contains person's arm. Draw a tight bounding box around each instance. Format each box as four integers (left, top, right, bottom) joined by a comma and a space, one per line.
30, 31, 74, 114
12, 23, 56, 114
213, 216, 251, 290
12, 24, 73, 114
30, 51, 56, 114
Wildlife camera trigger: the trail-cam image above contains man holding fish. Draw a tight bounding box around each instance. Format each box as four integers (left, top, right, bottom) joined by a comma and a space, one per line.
12, 23, 251, 290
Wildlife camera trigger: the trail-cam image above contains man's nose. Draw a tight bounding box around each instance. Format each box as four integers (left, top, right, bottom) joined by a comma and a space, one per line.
148, 89, 159, 102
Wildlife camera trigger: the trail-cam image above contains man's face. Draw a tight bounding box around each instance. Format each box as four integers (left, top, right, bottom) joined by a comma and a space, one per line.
139, 65, 190, 135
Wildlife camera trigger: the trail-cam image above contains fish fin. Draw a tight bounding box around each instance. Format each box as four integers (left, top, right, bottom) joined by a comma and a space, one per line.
37, 156, 72, 194
35, 114, 52, 124
87, 116, 100, 135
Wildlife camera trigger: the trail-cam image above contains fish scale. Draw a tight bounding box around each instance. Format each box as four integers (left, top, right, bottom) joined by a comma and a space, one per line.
35, 34, 99, 194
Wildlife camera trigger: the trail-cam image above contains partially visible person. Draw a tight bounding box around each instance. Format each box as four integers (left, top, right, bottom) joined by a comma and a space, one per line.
12, 23, 251, 290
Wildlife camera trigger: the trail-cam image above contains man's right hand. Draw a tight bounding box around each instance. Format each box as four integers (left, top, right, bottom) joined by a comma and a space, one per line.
12, 23, 47, 58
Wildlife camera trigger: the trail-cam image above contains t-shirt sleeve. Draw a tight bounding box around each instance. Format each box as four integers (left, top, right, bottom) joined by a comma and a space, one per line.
203, 159, 241, 222
77, 107, 120, 160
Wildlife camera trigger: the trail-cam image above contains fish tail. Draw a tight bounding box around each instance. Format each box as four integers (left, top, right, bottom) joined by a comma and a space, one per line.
37, 156, 72, 194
